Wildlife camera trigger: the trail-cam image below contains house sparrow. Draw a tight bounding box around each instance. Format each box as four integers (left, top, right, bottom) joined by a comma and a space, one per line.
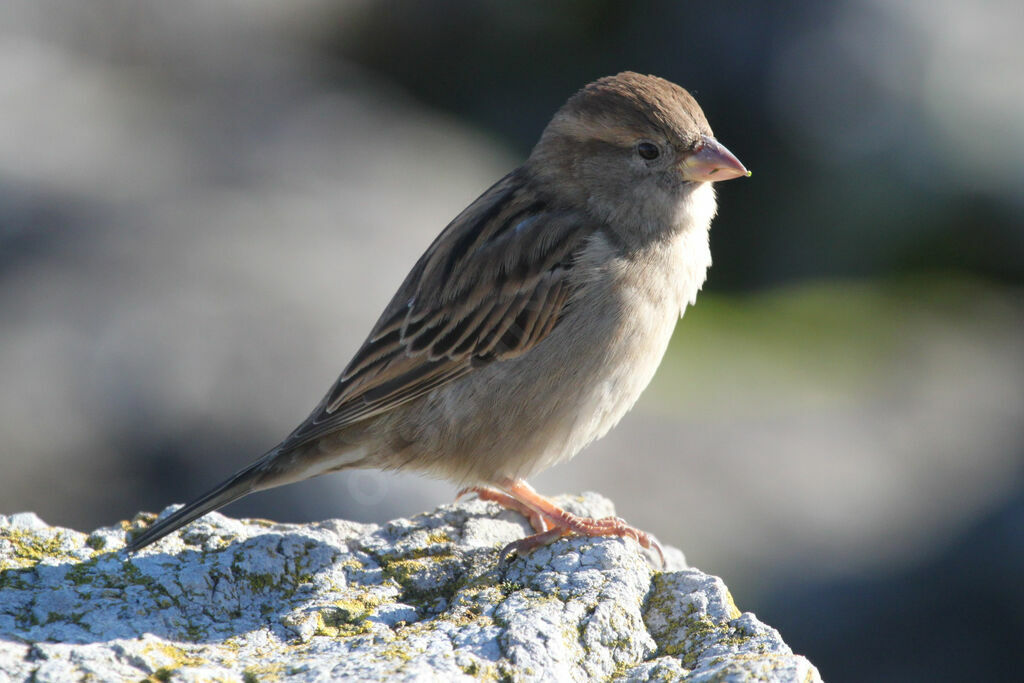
126, 72, 749, 563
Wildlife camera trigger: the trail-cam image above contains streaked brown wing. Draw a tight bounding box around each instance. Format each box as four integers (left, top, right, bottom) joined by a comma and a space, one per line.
280, 168, 594, 449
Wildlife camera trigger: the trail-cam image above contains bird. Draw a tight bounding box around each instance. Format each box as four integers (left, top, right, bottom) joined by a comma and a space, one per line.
125, 71, 749, 563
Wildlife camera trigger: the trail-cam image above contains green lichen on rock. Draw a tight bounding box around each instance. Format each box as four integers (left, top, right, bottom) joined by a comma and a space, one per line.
0, 497, 821, 682
307, 590, 391, 638
241, 662, 287, 683
641, 569, 815, 681
137, 639, 212, 681
1, 526, 83, 567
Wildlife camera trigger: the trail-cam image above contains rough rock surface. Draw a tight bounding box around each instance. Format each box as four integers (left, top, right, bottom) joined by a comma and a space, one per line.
0, 493, 821, 682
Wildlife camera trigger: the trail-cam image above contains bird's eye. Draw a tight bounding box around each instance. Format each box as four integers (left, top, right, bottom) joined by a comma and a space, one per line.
636, 142, 660, 160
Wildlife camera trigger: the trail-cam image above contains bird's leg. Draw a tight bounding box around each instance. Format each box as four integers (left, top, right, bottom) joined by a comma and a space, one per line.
456, 486, 550, 533
495, 479, 665, 567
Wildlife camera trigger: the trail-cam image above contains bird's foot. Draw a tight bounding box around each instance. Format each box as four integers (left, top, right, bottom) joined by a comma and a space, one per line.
460, 479, 664, 567
499, 509, 665, 567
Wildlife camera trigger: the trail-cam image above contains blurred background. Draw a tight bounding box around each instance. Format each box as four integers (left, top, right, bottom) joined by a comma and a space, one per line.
1, 1, 1021, 680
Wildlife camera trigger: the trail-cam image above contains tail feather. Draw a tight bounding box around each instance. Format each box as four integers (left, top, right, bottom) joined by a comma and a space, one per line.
126, 455, 272, 552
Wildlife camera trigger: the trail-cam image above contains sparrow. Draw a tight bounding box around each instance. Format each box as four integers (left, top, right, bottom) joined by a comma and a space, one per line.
126, 72, 749, 563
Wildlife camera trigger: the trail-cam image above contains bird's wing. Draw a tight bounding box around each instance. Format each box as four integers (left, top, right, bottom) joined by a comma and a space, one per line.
281, 169, 595, 450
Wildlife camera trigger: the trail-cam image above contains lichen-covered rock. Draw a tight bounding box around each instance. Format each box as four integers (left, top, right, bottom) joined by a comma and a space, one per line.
0, 494, 821, 682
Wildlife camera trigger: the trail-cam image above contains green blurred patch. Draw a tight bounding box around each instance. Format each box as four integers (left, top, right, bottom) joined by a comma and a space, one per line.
646, 275, 1019, 415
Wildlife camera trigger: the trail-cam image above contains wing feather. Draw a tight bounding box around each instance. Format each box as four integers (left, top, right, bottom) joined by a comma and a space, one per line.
280, 168, 596, 450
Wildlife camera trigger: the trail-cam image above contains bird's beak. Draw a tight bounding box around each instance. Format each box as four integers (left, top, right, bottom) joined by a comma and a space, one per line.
680, 135, 750, 182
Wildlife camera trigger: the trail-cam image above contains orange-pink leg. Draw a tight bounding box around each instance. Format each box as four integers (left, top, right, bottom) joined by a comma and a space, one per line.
461, 479, 665, 567
456, 486, 550, 534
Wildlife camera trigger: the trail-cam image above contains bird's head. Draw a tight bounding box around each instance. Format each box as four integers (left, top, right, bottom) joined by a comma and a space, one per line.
529, 71, 748, 232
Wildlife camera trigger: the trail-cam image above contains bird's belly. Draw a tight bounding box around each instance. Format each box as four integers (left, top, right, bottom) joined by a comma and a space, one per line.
388, 227, 710, 486
525, 341, 672, 476
398, 274, 682, 484
518, 278, 681, 477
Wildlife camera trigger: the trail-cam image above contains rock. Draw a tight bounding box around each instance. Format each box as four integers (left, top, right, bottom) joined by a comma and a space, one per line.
0, 493, 821, 682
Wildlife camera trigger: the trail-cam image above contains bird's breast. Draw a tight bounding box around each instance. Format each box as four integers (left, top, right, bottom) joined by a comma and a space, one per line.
486, 219, 712, 479
566, 225, 710, 426
389, 202, 714, 485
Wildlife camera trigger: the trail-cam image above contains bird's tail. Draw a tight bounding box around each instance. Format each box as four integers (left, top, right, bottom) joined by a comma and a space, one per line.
125, 451, 277, 553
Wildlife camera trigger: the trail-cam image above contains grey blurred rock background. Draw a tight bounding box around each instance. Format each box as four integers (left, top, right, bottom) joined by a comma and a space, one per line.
1, 2, 1022, 681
